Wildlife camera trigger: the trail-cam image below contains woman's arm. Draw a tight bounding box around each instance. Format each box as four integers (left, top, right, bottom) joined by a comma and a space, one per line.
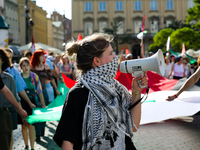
140, 42, 145, 58
183, 65, 186, 77
130, 73, 148, 132
61, 69, 72, 75
167, 67, 200, 101
0, 85, 27, 118
19, 90, 36, 109
50, 78, 61, 95
38, 92, 46, 108
62, 141, 73, 150
167, 64, 174, 79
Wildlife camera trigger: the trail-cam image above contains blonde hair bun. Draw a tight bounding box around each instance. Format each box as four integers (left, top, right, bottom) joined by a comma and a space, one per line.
66, 40, 80, 56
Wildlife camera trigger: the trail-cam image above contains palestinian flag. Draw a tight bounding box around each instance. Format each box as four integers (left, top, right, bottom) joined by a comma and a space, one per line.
137, 30, 147, 40
185, 53, 196, 64
27, 72, 200, 125
120, 71, 200, 92
115, 71, 200, 124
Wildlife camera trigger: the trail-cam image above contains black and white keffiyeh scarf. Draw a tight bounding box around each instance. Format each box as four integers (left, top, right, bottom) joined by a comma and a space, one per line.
80, 57, 136, 150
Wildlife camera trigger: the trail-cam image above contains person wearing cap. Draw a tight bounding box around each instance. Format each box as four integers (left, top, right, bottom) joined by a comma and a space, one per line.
148, 51, 154, 57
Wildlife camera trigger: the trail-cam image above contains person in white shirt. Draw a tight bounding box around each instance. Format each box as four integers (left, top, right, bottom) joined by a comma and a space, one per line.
168, 56, 186, 80
164, 57, 172, 79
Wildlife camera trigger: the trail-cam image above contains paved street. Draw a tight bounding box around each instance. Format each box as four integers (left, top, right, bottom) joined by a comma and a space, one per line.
13, 113, 200, 150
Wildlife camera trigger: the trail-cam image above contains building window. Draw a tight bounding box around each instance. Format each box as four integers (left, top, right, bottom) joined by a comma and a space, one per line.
134, 21, 142, 33
150, 20, 158, 33
99, 2, 106, 11
150, 1, 157, 10
166, 0, 173, 10
116, 21, 124, 34
188, 0, 195, 9
85, 22, 93, 35
85, 2, 92, 12
116, 1, 123, 11
166, 20, 172, 27
99, 22, 107, 33
134, 1, 142, 10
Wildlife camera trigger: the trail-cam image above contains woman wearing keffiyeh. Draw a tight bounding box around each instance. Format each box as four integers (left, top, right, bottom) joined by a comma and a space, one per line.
53, 33, 148, 150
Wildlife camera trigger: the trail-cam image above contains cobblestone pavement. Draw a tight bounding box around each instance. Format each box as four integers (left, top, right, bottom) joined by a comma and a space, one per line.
13, 113, 200, 150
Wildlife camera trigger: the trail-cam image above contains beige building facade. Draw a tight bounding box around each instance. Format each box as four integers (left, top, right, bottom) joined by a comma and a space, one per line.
72, 0, 195, 55
4, 0, 19, 45
47, 18, 53, 47
52, 21, 64, 50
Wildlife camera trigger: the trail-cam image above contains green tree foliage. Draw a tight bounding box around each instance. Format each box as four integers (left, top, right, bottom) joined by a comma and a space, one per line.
170, 27, 200, 52
186, 1, 200, 30
168, 20, 192, 30
148, 28, 173, 52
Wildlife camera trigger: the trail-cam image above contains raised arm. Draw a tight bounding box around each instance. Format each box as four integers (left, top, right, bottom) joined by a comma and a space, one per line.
166, 67, 200, 101
130, 72, 148, 132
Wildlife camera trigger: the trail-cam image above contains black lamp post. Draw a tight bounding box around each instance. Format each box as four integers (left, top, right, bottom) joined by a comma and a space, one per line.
24, 0, 34, 44
25, 0, 30, 44
62, 14, 66, 51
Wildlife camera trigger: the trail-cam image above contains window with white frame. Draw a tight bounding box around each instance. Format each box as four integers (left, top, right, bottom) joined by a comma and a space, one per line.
99, 22, 107, 33
116, 1, 123, 11
85, 2, 92, 12
134, 21, 142, 33
188, 0, 195, 9
166, 20, 172, 27
150, 1, 157, 10
134, 1, 142, 10
85, 22, 93, 35
116, 21, 124, 34
150, 20, 158, 33
99, 2, 106, 11
166, 0, 173, 10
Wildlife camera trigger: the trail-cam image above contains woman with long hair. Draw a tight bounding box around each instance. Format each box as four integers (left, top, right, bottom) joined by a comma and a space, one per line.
164, 57, 172, 79
18, 57, 46, 150
60, 54, 73, 79
30, 49, 60, 141
168, 56, 186, 79
53, 33, 148, 150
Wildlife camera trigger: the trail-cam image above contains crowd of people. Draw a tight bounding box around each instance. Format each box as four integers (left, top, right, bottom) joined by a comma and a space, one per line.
0, 47, 76, 150
118, 46, 199, 80
1, 32, 200, 150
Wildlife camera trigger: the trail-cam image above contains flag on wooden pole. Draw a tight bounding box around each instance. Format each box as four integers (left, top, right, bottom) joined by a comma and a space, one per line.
166, 36, 170, 51
137, 30, 147, 39
139, 15, 145, 32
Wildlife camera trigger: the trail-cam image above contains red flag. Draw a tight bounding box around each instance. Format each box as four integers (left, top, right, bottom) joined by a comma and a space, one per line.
61, 73, 77, 88
32, 34, 35, 53
77, 34, 83, 42
45, 50, 48, 55
142, 15, 145, 32
125, 49, 129, 54
115, 71, 178, 94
